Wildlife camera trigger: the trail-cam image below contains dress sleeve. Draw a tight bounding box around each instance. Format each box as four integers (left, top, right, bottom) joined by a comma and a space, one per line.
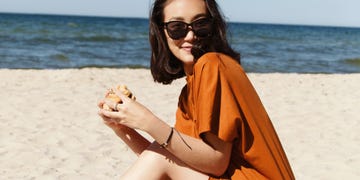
193, 53, 241, 143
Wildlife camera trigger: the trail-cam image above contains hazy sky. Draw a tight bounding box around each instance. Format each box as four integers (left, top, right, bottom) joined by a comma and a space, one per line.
1, 0, 359, 27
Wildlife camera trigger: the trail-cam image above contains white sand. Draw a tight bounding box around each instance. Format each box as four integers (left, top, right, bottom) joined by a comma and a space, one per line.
0, 68, 359, 179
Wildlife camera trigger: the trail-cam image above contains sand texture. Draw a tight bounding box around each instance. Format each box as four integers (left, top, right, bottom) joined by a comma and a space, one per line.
1, 68, 359, 179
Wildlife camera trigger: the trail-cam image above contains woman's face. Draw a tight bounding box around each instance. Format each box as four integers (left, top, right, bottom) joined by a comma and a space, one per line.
163, 0, 208, 75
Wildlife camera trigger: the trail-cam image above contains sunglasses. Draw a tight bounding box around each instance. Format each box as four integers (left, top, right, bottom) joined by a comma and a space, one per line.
163, 18, 213, 40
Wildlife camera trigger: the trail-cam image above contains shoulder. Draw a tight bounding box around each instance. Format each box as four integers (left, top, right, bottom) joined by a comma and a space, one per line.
194, 52, 243, 73
195, 52, 222, 67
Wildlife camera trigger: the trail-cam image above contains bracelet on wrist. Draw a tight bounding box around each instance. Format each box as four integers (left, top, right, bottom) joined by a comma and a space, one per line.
160, 127, 174, 148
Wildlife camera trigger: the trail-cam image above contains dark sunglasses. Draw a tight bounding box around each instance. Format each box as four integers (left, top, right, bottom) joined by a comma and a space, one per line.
163, 18, 213, 40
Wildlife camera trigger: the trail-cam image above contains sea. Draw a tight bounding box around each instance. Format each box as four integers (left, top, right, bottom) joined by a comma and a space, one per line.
1, 13, 360, 73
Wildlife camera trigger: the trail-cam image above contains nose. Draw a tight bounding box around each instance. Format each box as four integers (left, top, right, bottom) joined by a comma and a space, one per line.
184, 26, 195, 41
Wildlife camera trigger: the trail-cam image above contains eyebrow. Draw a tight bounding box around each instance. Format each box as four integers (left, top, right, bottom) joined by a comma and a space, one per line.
168, 13, 208, 22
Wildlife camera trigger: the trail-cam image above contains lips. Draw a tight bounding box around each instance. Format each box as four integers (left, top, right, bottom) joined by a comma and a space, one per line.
181, 45, 193, 52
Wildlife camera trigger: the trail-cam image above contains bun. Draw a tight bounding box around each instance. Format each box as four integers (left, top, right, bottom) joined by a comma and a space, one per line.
103, 85, 136, 111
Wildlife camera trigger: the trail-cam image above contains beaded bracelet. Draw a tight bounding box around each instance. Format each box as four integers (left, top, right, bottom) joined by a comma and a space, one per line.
160, 127, 174, 148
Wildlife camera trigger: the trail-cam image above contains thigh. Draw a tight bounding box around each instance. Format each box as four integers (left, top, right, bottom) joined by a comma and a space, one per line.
120, 142, 209, 180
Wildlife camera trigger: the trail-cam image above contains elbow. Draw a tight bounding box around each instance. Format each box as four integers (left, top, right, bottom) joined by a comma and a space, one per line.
208, 158, 230, 177
211, 165, 228, 177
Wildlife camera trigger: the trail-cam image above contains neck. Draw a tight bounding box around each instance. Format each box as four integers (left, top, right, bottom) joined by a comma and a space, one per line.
183, 64, 194, 76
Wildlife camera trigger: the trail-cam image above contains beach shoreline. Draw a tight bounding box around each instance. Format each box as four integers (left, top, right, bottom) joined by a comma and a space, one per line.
1, 68, 359, 179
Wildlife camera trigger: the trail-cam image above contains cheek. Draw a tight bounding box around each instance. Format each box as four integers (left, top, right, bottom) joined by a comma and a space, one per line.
166, 38, 181, 54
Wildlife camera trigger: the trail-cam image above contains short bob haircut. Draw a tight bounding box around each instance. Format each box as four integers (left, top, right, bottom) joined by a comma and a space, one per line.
149, 0, 240, 84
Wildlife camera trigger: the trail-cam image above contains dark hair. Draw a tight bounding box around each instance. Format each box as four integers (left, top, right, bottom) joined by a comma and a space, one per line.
149, 0, 240, 84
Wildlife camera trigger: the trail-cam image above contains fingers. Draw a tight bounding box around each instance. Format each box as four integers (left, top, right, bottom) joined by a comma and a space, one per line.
97, 100, 105, 109
103, 98, 118, 110
98, 85, 136, 127
98, 99, 116, 112
98, 108, 112, 122
98, 110, 120, 128
98, 108, 121, 123
114, 90, 132, 103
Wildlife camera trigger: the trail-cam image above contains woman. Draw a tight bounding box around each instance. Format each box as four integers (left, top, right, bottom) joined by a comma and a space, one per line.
98, 0, 295, 179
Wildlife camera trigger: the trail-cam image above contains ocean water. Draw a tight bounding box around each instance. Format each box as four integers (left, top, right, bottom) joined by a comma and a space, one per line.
0, 13, 360, 73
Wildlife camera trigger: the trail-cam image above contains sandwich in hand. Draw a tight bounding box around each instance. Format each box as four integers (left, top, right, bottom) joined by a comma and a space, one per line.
103, 85, 135, 111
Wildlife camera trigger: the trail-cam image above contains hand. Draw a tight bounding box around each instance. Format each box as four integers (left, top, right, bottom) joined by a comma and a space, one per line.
98, 90, 156, 132
97, 100, 128, 130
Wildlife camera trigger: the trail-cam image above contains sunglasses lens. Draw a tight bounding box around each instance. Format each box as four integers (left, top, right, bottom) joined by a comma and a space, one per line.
192, 19, 212, 37
165, 18, 212, 40
166, 21, 188, 40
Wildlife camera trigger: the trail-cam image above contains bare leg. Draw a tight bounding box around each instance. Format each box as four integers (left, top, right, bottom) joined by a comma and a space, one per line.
120, 142, 209, 180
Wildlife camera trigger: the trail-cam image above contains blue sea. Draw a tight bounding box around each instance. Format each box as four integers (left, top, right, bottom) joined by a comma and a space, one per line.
1, 13, 360, 73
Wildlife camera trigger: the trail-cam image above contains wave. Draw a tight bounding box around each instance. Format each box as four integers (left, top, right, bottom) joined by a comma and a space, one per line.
77, 35, 120, 42
50, 54, 69, 61
72, 34, 142, 42
344, 58, 360, 67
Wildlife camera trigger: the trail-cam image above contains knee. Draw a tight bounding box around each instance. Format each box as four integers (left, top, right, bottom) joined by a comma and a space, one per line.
120, 147, 172, 180
139, 143, 174, 166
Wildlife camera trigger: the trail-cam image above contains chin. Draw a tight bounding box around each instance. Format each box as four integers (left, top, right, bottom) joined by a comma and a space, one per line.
182, 51, 195, 59
182, 55, 195, 64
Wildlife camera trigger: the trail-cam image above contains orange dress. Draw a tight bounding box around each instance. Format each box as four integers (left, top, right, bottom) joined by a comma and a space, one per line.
175, 52, 294, 180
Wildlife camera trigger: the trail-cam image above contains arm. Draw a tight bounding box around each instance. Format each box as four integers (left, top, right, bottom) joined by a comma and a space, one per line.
98, 101, 150, 156
100, 95, 232, 176
146, 116, 233, 176
106, 122, 151, 156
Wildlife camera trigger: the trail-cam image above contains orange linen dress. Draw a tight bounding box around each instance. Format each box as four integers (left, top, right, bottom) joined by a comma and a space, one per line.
175, 52, 294, 180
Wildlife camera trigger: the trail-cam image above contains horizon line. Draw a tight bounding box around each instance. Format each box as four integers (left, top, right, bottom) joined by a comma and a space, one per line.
1, 11, 360, 29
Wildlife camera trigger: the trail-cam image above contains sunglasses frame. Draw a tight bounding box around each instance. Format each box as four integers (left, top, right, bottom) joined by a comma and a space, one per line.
163, 18, 213, 40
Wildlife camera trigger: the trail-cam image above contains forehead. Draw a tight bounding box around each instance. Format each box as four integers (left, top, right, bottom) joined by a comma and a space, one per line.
163, 0, 207, 22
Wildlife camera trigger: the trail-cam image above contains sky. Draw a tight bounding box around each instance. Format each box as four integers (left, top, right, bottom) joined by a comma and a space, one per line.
0, 0, 359, 28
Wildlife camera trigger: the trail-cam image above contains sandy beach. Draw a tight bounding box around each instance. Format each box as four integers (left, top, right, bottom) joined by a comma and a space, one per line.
1, 68, 359, 179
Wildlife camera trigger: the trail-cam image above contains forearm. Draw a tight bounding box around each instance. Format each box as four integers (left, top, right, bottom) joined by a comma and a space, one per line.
113, 125, 151, 156
145, 117, 230, 176
168, 129, 229, 175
